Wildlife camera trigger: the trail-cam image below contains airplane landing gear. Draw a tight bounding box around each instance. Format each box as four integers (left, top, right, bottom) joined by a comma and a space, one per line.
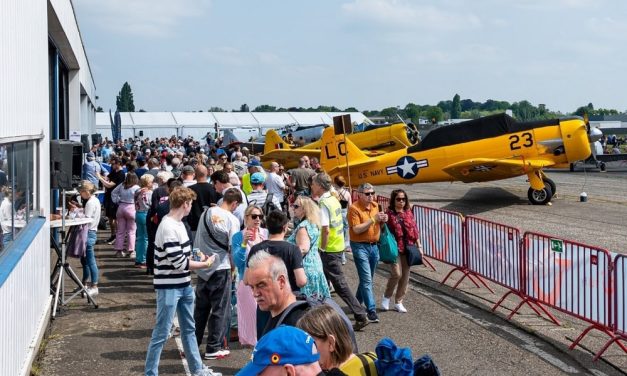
543, 177, 556, 197
528, 185, 553, 205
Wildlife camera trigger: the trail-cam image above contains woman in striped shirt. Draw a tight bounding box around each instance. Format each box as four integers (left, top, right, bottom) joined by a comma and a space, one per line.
145, 186, 221, 376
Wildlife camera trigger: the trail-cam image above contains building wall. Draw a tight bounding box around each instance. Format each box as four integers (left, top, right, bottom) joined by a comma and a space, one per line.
0, 1, 95, 375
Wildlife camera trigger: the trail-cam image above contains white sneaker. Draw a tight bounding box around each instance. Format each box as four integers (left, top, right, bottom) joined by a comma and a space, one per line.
121, 251, 128, 258
394, 302, 407, 313
204, 349, 230, 359
193, 365, 222, 376
115, 251, 124, 258
87, 287, 99, 297
129, 251, 136, 259
381, 296, 390, 311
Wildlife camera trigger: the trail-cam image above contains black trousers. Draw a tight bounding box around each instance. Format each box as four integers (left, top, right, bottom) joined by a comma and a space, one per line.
194, 270, 232, 353
319, 251, 367, 321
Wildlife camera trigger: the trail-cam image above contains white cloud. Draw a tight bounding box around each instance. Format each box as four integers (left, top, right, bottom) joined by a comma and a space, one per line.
77, 0, 211, 37
586, 17, 627, 42
257, 52, 281, 65
341, 0, 481, 32
513, 0, 601, 11
201, 46, 246, 67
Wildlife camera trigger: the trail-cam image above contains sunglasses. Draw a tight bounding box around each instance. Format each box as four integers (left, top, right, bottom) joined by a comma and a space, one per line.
396, 197, 406, 202
250, 214, 263, 220
362, 191, 375, 196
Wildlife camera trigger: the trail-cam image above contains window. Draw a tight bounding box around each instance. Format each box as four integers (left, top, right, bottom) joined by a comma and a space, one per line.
0, 139, 40, 251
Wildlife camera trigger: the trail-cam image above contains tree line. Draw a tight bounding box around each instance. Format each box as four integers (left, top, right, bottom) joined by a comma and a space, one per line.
103, 83, 623, 123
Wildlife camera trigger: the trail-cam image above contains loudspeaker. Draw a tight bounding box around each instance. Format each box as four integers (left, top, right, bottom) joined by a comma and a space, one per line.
91, 133, 102, 146
81, 134, 90, 153
51, 140, 83, 189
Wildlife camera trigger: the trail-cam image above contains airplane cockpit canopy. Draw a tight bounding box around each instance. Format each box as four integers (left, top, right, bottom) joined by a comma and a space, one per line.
408, 113, 560, 153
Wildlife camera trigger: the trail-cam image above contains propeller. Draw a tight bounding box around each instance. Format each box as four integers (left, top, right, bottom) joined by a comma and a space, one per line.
583, 113, 603, 143
406, 122, 421, 145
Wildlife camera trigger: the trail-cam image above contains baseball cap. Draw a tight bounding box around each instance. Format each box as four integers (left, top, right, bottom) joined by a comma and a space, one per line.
247, 159, 261, 167
144, 148, 151, 154
181, 165, 195, 174
136, 155, 145, 162
250, 172, 265, 184
86, 152, 95, 159
236, 326, 320, 376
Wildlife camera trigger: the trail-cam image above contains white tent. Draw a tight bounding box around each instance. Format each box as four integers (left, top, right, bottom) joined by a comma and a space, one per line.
95, 111, 369, 141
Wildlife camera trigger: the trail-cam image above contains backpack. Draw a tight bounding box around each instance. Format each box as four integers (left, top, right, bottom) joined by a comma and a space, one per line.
276, 293, 359, 353
261, 193, 281, 217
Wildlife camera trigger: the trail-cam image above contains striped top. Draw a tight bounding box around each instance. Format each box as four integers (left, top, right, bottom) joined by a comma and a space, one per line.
154, 215, 191, 289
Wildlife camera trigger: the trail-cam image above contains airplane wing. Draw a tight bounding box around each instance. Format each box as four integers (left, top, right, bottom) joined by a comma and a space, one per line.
442, 158, 556, 183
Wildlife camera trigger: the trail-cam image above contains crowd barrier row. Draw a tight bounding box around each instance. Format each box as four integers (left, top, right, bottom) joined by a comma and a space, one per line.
354, 190, 626, 361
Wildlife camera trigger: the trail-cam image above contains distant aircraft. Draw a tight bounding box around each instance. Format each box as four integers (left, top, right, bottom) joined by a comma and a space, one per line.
261, 122, 419, 170
253, 123, 329, 144
569, 140, 627, 171
320, 113, 596, 205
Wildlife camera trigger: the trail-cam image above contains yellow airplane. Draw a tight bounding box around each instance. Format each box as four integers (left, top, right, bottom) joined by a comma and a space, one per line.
261, 122, 419, 170
320, 113, 597, 205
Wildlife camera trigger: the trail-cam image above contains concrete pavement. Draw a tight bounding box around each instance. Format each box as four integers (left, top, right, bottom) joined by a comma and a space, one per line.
34, 232, 625, 376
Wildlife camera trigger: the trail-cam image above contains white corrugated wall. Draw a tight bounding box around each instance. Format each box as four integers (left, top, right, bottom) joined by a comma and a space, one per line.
0, 226, 51, 376
0, 0, 95, 375
0, 1, 51, 376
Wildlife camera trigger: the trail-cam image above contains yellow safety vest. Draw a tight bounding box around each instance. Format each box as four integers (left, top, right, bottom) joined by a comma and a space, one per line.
242, 173, 252, 195
319, 194, 344, 253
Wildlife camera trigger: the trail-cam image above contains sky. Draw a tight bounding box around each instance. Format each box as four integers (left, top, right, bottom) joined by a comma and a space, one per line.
74, 0, 627, 114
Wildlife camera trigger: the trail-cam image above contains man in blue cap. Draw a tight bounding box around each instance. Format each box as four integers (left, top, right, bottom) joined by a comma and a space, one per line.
236, 326, 324, 376
248, 172, 281, 211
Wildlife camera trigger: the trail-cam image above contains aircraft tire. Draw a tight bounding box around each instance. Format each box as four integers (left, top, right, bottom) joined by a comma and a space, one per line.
542, 177, 557, 197
569, 163, 575, 172
600, 162, 607, 172
528, 186, 553, 205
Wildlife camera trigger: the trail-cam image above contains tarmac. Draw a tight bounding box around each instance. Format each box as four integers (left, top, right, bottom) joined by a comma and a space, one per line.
34, 230, 626, 376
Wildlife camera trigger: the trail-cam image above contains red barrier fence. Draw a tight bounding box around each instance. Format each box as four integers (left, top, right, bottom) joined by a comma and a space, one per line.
588, 254, 627, 360
465, 216, 522, 305
523, 232, 613, 338
413, 205, 466, 283
343, 191, 626, 361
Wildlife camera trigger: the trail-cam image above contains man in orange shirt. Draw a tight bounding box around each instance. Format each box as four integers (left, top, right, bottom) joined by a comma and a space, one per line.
348, 183, 388, 323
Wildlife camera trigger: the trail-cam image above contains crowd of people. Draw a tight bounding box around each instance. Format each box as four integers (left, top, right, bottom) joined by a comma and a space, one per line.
74, 134, 428, 376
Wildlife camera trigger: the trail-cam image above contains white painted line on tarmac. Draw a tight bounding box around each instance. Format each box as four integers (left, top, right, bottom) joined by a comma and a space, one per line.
172, 316, 192, 376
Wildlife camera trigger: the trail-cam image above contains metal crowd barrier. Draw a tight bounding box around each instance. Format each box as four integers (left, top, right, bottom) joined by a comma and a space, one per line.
465, 216, 524, 307
347, 190, 626, 361
413, 205, 464, 280
523, 232, 612, 336
586, 254, 627, 360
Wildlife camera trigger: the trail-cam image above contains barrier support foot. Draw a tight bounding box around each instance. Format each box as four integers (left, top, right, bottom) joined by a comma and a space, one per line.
531, 301, 560, 326
467, 272, 495, 294
422, 257, 437, 272
593, 336, 627, 361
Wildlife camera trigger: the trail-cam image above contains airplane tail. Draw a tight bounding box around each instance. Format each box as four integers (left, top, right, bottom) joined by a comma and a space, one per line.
320, 127, 371, 174
263, 130, 292, 155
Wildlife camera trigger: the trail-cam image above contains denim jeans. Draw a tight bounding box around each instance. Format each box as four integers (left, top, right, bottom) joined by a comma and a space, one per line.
135, 211, 148, 263
145, 286, 205, 376
2, 232, 12, 247
80, 230, 98, 284
351, 241, 380, 313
